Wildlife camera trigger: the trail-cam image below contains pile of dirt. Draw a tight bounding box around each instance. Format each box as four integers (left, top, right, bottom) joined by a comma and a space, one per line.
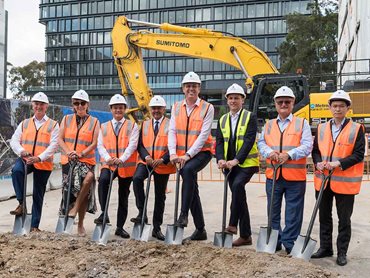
0, 233, 337, 277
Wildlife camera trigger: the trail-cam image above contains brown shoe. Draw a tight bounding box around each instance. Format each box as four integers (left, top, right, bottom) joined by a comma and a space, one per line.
10, 205, 23, 216
30, 228, 41, 233
225, 225, 237, 235
232, 236, 252, 247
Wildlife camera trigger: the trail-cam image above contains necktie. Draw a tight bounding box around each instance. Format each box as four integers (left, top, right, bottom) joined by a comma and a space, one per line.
114, 122, 121, 136
154, 120, 159, 136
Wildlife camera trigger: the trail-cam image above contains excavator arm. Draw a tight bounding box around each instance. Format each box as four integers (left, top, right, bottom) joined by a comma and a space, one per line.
111, 16, 279, 123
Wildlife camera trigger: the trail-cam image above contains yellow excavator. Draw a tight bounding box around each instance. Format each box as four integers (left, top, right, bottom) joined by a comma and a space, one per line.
111, 16, 370, 132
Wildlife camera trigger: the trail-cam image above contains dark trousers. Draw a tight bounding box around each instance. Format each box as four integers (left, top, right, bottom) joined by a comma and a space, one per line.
11, 157, 51, 228
133, 163, 169, 231
98, 168, 131, 229
227, 166, 256, 238
316, 184, 354, 255
266, 177, 306, 250
180, 151, 212, 230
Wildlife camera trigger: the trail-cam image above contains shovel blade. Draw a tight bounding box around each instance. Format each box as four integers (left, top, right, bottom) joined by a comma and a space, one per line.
132, 223, 152, 242
290, 235, 317, 261
165, 224, 184, 245
13, 214, 32, 236
92, 224, 112, 246
55, 216, 75, 234
256, 226, 279, 254
213, 232, 233, 248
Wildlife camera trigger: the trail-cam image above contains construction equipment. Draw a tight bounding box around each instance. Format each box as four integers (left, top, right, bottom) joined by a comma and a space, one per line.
256, 161, 282, 254
213, 169, 233, 248
291, 170, 334, 261
132, 165, 154, 242
13, 160, 31, 236
55, 160, 77, 234
92, 167, 116, 245
165, 166, 184, 245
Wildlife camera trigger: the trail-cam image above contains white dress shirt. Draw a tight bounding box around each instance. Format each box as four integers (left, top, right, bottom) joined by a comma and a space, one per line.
230, 109, 242, 137
168, 98, 214, 158
10, 115, 60, 161
97, 118, 139, 163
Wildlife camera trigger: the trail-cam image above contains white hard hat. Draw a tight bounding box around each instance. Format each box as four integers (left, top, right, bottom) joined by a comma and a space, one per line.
72, 89, 89, 102
328, 90, 351, 105
109, 94, 127, 106
31, 92, 49, 104
149, 95, 166, 107
225, 83, 246, 98
274, 86, 295, 99
181, 71, 201, 84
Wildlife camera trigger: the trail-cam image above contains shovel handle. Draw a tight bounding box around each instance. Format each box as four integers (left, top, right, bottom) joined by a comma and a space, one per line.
101, 167, 117, 232
173, 165, 181, 224
267, 161, 283, 233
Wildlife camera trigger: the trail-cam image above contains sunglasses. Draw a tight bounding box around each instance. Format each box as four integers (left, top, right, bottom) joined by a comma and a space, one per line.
73, 101, 87, 106
276, 100, 292, 106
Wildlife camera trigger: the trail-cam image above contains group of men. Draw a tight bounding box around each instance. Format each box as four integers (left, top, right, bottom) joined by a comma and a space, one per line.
8, 71, 364, 266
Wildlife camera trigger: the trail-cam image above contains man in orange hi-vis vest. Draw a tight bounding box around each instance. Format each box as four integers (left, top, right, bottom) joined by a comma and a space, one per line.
169, 71, 214, 241
258, 86, 312, 254
95, 94, 139, 239
131, 95, 176, 241
9, 92, 59, 232
311, 90, 365, 266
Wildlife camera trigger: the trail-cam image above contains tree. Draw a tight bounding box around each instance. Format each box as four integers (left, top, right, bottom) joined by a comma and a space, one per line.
7, 60, 46, 99
277, 0, 338, 91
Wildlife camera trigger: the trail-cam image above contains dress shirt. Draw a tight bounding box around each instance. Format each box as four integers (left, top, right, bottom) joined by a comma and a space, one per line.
230, 109, 242, 137
331, 118, 346, 142
97, 118, 139, 163
10, 115, 60, 161
168, 98, 214, 158
257, 113, 313, 160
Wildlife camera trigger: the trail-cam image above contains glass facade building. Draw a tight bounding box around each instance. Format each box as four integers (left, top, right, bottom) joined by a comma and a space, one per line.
38, 0, 311, 110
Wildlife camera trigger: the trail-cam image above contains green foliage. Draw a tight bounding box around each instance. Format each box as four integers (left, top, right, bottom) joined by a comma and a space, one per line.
8, 60, 45, 99
277, 0, 338, 90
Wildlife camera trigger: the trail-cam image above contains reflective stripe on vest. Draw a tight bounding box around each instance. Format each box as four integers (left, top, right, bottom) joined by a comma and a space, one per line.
219, 109, 259, 168
314, 120, 364, 194
264, 116, 307, 181
173, 100, 214, 155
100, 120, 137, 178
61, 114, 98, 165
21, 117, 56, 171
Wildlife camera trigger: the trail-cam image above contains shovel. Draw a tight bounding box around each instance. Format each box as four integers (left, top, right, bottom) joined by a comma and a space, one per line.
291, 170, 334, 261
132, 165, 154, 241
55, 160, 77, 234
165, 166, 184, 245
92, 167, 116, 245
214, 168, 233, 248
13, 160, 32, 236
256, 161, 283, 254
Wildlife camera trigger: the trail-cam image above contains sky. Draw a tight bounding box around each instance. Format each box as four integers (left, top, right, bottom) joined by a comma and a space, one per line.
4, 0, 45, 67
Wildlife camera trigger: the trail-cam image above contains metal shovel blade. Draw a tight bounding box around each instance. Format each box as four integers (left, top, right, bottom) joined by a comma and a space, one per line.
132, 223, 152, 242
256, 226, 279, 254
165, 224, 184, 245
92, 224, 112, 246
13, 213, 32, 236
55, 216, 75, 234
213, 232, 233, 248
290, 235, 317, 261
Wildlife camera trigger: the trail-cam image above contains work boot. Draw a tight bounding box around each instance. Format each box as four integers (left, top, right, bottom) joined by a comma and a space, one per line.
184, 229, 207, 241
232, 236, 252, 247
94, 213, 110, 225
10, 204, 23, 216
115, 228, 130, 239
175, 212, 188, 228
336, 253, 347, 266
130, 214, 148, 224
225, 225, 237, 235
311, 248, 333, 259
152, 229, 165, 241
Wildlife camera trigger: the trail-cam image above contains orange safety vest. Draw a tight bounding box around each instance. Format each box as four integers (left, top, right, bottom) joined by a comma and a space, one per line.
138, 118, 176, 175
100, 120, 137, 178
173, 100, 214, 156
20, 117, 57, 171
61, 114, 98, 165
314, 120, 364, 194
264, 116, 307, 181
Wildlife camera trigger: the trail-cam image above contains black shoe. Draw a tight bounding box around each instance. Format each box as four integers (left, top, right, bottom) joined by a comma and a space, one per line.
130, 214, 148, 224
152, 229, 165, 241
311, 248, 334, 259
175, 213, 188, 228
94, 213, 110, 224
115, 228, 130, 239
285, 248, 292, 255
185, 229, 207, 241
336, 253, 347, 266
276, 244, 282, 252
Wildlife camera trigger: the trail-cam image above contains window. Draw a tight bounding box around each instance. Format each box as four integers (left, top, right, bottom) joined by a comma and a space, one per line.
88, 18, 94, 30
97, 32, 104, 44
81, 33, 89, 45
256, 4, 265, 17
256, 21, 265, 35
62, 5, 70, 16
95, 17, 103, 29
70, 49, 78, 61
187, 9, 194, 22
71, 4, 79, 16
105, 1, 112, 12
96, 48, 103, 59
195, 9, 202, 21
104, 47, 112, 59
176, 10, 184, 23
72, 19, 79, 31
71, 34, 78, 45
81, 3, 88, 15
81, 18, 87, 30
214, 7, 223, 21
243, 22, 252, 35
49, 6, 56, 17
104, 32, 111, 44
65, 19, 71, 31
104, 16, 112, 28
169, 11, 175, 23
203, 8, 211, 21
247, 4, 255, 18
